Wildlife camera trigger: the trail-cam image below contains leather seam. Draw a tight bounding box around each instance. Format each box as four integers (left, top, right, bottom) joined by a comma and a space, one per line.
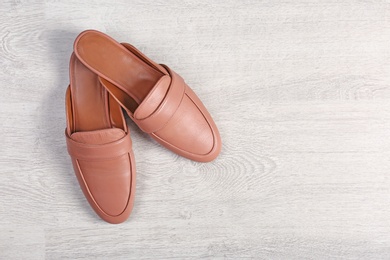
102, 80, 111, 127
66, 133, 132, 160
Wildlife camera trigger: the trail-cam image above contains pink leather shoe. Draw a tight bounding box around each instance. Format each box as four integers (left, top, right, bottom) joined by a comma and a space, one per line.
73, 30, 221, 162
65, 53, 136, 224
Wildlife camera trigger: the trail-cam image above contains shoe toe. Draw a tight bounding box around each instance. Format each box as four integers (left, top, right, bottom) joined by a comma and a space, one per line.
153, 87, 221, 162
74, 153, 134, 223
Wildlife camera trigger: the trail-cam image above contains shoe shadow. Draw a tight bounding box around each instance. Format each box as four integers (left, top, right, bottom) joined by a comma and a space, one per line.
41, 29, 97, 221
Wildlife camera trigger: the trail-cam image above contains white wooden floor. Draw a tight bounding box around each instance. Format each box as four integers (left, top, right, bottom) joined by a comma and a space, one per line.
1, 1, 390, 259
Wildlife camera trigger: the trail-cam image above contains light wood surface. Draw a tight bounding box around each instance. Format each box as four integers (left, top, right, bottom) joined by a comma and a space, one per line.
1, 1, 390, 259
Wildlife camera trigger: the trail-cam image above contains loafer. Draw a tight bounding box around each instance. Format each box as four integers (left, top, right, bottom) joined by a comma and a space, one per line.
65, 53, 136, 224
73, 30, 221, 162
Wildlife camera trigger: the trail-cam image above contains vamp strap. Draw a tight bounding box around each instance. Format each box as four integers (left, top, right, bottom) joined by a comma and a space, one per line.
133, 65, 186, 133
65, 130, 132, 161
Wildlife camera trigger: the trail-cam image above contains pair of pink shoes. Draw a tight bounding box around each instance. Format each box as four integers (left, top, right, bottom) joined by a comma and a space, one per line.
65, 30, 221, 223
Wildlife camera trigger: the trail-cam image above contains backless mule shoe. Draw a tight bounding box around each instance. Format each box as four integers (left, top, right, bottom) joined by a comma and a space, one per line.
65, 53, 136, 224
74, 30, 221, 162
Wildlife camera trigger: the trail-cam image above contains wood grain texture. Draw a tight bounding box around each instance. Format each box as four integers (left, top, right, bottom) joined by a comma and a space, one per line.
1, 0, 390, 259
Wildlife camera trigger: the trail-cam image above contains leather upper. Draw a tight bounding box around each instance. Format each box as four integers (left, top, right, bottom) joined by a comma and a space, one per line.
66, 128, 133, 217
132, 66, 186, 134
66, 128, 132, 160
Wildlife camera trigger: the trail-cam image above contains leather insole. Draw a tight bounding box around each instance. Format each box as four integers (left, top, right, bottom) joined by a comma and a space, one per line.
75, 31, 164, 108
70, 53, 111, 132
